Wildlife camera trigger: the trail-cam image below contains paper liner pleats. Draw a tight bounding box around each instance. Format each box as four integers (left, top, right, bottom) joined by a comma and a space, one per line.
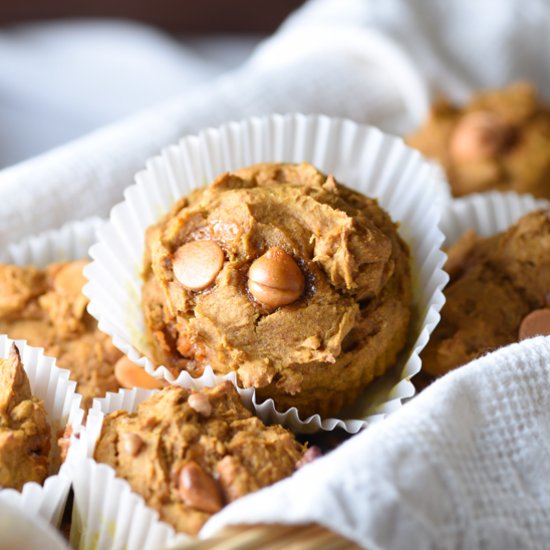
0, 336, 83, 526
84, 114, 448, 433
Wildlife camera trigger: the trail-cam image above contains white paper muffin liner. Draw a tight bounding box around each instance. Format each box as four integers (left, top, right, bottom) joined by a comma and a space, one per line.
65, 385, 231, 550
66, 458, 189, 550
0, 500, 70, 550
439, 191, 550, 246
0, 335, 83, 527
0, 218, 105, 526
84, 113, 448, 433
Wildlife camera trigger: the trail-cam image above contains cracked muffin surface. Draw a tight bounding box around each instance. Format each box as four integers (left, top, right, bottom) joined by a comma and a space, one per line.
94, 381, 307, 536
142, 162, 412, 417
0, 260, 122, 408
422, 209, 550, 378
0, 345, 51, 491
407, 82, 550, 198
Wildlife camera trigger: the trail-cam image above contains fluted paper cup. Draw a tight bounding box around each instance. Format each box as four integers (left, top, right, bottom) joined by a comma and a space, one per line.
67, 458, 189, 550
0, 335, 83, 526
0, 219, 101, 524
0, 500, 70, 550
439, 191, 550, 245
65, 383, 240, 549
0, 217, 104, 267
84, 114, 448, 433
65, 375, 312, 549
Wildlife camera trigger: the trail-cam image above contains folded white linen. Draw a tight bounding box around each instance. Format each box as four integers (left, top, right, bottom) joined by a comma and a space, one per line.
3, 0, 550, 247
278, 0, 550, 103
0, 19, 223, 168
203, 336, 550, 550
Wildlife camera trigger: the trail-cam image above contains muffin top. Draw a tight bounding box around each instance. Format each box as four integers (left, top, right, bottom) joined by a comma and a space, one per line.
422, 209, 550, 378
0, 345, 51, 491
407, 82, 550, 198
94, 381, 307, 536
0, 260, 123, 408
142, 163, 411, 407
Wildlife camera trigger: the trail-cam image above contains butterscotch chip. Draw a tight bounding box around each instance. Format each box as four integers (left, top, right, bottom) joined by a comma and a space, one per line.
58, 424, 73, 463
296, 445, 322, 469
53, 259, 88, 296
178, 461, 223, 513
120, 432, 144, 457
94, 382, 306, 536
422, 209, 550, 378
518, 308, 550, 340
114, 356, 164, 390
449, 111, 515, 162
173, 240, 224, 291
142, 163, 412, 418
407, 82, 550, 198
187, 393, 212, 417
0, 260, 122, 409
248, 247, 305, 309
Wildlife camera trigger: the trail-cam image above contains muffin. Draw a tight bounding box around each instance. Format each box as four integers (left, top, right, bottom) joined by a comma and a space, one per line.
422, 209, 550, 379
0, 344, 51, 490
0, 260, 123, 407
142, 162, 412, 417
407, 82, 550, 198
93, 381, 307, 536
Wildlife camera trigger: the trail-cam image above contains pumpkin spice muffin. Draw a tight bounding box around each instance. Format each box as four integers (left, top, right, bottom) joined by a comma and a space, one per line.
0, 344, 51, 490
142, 162, 412, 417
94, 381, 308, 536
422, 209, 550, 379
0, 260, 125, 408
407, 82, 550, 199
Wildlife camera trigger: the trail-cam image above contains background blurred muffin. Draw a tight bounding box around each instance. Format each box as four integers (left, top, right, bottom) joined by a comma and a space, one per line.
0, 260, 122, 408
0, 345, 51, 490
422, 209, 550, 379
407, 83, 550, 199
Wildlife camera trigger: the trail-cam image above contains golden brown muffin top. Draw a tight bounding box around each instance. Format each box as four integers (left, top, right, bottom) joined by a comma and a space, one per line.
94, 381, 307, 536
0, 344, 51, 491
143, 163, 411, 398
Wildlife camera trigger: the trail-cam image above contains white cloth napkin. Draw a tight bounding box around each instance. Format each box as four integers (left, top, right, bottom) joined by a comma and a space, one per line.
3, 0, 550, 247
203, 336, 550, 549
0, 20, 259, 169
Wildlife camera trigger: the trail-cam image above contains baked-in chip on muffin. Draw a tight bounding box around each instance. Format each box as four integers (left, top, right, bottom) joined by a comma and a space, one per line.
0, 344, 51, 490
142, 162, 412, 417
407, 82, 550, 198
94, 381, 308, 536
